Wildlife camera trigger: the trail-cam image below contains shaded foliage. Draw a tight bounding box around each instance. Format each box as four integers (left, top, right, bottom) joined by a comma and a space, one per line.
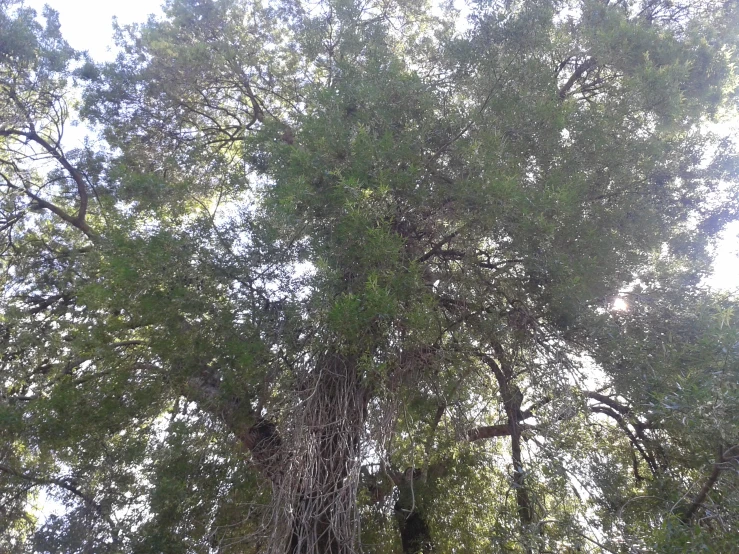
1, 0, 739, 552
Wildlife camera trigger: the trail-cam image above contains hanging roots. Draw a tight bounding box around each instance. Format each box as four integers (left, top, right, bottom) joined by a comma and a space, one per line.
264, 352, 368, 554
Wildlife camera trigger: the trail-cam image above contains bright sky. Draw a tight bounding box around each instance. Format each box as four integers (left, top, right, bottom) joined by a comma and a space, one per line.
20, 0, 739, 292
25, 0, 163, 61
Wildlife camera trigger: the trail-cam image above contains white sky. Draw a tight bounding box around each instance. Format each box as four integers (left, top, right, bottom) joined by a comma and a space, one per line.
710, 220, 739, 290
25, 0, 163, 61
20, 0, 739, 292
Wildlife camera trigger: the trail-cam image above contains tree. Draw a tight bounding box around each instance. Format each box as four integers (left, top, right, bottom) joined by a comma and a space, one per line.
1, 0, 739, 552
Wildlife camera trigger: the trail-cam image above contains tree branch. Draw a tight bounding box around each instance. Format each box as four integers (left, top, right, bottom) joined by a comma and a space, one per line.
681, 444, 739, 524
585, 391, 630, 415
0, 463, 120, 543
0, 129, 96, 240
590, 405, 659, 476
417, 229, 461, 263
468, 423, 535, 442
184, 375, 283, 482
558, 57, 598, 98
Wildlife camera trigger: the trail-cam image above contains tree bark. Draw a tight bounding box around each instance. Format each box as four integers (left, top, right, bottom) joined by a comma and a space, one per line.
279, 352, 367, 554
186, 351, 367, 553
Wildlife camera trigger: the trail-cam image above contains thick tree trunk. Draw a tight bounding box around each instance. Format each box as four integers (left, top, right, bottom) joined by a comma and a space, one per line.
510, 426, 534, 526
277, 352, 367, 554
193, 350, 367, 553
396, 510, 433, 554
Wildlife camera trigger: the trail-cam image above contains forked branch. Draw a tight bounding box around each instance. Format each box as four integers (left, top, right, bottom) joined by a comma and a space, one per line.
0, 128, 96, 240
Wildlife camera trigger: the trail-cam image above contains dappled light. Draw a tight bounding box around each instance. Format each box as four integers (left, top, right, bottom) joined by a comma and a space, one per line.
2, 1, 739, 553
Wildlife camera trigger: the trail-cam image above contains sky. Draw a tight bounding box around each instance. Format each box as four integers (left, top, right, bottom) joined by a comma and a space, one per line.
25, 0, 163, 61
19, 0, 739, 292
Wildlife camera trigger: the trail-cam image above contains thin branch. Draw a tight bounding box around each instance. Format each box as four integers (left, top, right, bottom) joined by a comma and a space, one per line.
0, 463, 120, 543
426, 56, 518, 165
590, 405, 658, 476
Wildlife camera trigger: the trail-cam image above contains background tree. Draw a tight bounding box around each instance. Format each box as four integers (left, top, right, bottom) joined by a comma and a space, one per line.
1, 0, 739, 552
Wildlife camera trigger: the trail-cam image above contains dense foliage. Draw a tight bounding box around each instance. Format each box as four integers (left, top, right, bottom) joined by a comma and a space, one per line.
2, 0, 739, 552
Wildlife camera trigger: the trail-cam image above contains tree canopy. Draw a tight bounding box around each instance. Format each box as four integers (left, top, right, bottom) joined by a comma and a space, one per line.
1, 0, 739, 552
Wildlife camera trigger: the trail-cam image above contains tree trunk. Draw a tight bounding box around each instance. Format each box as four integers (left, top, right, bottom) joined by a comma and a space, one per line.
276, 352, 367, 554
479, 350, 536, 527
394, 469, 434, 554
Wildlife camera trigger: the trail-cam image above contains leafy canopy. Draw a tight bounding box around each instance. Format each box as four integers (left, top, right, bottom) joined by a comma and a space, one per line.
1, 0, 739, 552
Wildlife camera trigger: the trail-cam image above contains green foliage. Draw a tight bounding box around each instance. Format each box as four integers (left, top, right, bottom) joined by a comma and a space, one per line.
2, 0, 739, 552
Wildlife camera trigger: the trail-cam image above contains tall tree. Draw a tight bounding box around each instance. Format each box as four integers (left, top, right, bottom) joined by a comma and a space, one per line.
2, 0, 739, 552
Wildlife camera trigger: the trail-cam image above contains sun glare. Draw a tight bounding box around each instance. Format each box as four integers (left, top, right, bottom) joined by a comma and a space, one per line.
612, 297, 628, 311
